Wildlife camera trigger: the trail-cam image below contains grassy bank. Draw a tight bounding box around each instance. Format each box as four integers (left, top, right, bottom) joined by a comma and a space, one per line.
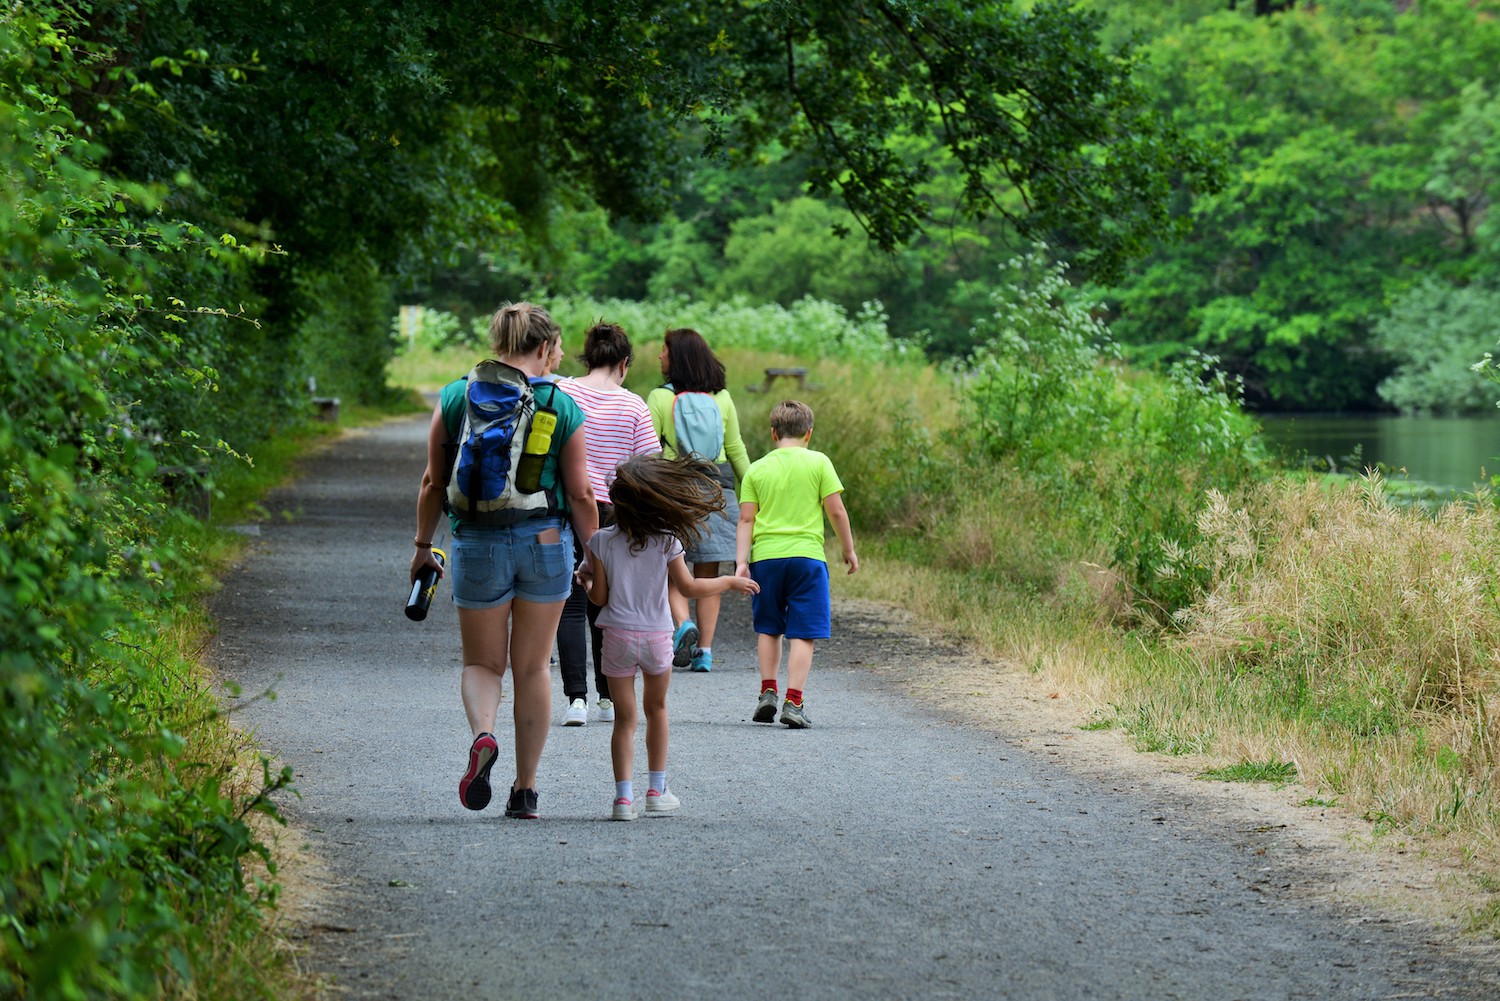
394, 287, 1500, 935
0, 398, 427, 1000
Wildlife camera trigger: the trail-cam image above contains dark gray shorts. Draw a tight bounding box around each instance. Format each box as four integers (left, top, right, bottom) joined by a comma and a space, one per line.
684, 484, 738, 564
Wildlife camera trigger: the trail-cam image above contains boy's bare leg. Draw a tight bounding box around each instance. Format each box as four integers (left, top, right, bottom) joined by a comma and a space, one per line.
641, 670, 671, 772
757, 633, 783, 687
608, 674, 638, 782
787, 638, 815, 693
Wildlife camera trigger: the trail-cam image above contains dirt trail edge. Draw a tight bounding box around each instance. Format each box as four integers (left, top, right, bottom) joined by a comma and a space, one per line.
209, 416, 1499, 1001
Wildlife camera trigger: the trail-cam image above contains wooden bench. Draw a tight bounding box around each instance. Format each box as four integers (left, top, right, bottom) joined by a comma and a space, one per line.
746, 367, 813, 394
307, 377, 341, 423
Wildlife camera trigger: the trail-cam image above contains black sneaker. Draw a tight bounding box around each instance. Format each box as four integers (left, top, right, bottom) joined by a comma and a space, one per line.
459, 732, 498, 810
505, 786, 540, 819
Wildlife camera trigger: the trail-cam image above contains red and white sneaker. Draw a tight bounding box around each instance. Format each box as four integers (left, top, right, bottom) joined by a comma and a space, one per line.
458, 733, 498, 811
645, 788, 680, 814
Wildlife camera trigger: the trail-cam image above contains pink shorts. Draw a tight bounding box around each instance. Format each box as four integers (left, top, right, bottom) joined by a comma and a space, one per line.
600, 629, 673, 679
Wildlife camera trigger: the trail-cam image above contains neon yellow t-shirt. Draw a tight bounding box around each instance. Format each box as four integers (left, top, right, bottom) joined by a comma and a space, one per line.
739, 445, 844, 563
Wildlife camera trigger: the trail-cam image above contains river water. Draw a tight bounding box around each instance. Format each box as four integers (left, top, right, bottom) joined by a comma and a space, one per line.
1258, 413, 1500, 493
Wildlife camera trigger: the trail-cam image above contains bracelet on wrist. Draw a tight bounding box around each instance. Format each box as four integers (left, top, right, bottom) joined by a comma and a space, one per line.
414, 539, 432, 549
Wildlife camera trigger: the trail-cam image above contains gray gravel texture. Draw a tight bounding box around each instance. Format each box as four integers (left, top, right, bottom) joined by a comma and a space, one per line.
210, 416, 1499, 1001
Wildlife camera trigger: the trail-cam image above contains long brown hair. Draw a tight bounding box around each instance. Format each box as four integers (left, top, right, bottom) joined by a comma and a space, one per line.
608, 454, 725, 552
662, 327, 726, 394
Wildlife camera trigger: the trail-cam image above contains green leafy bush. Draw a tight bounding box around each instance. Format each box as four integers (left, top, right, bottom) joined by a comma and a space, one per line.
1374, 277, 1500, 415
545, 294, 908, 362
1, 9, 294, 996
958, 248, 1268, 617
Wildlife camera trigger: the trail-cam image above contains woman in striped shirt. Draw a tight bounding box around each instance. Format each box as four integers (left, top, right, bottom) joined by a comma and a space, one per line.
553, 322, 661, 725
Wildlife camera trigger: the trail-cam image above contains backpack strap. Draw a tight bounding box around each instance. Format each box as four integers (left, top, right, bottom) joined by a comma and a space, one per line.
657, 383, 675, 451
531, 379, 565, 517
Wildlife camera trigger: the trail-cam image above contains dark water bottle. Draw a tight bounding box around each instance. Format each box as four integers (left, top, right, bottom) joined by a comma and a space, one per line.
405, 547, 447, 621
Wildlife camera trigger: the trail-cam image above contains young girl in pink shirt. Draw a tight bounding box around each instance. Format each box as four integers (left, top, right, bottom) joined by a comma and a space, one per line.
582, 455, 759, 820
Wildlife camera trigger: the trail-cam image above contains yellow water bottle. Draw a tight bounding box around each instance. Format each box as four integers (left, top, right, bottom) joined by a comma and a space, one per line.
514, 408, 557, 493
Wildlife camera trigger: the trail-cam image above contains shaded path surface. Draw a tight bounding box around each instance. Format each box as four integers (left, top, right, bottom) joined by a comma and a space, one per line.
210, 417, 1498, 1000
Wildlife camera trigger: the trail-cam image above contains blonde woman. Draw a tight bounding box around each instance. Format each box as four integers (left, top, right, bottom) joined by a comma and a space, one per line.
411, 301, 598, 819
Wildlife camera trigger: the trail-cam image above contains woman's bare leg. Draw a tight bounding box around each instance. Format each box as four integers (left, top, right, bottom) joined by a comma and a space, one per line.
693, 561, 723, 647
458, 603, 509, 735
507, 597, 563, 789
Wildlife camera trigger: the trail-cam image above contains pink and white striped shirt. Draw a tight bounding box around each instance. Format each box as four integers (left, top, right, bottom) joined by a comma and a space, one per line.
555, 378, 659, 503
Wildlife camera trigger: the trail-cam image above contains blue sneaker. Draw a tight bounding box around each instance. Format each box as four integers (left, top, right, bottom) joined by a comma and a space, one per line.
689, 648, 712, 672
672, 620, 698, 667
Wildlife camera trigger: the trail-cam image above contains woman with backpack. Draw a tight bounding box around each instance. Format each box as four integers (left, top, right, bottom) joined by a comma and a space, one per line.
410, 301, 598, 820
646, 327, 751, 673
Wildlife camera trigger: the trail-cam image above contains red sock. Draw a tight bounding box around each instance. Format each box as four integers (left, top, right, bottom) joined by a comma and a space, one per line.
785, 688, 803, 706
760, 679, 778, 695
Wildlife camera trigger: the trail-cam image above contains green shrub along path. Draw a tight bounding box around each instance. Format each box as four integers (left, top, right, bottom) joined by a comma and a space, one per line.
211, 415, 1498, 1000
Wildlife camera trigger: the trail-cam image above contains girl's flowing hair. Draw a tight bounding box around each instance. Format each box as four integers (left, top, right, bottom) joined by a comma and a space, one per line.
608, 454, 726, 552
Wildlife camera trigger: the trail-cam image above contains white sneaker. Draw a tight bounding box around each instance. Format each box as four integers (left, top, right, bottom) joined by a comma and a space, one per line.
596, 698, 615, 722
612, 796, 637, 821
645, 788, 680, 814
563, 698, 588, 726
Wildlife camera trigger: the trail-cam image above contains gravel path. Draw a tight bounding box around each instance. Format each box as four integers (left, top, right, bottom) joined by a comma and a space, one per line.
210, 416, 1499, 1000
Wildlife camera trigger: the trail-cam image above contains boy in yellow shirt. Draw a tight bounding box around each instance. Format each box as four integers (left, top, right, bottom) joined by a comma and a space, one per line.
734, 400, 858, 728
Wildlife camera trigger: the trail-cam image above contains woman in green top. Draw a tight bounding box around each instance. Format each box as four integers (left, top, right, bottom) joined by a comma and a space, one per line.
411, 302, 597, 820
646, 327, 751, 673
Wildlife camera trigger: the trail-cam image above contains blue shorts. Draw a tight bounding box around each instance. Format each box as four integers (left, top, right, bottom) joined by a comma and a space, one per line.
749, 557, 831, 639
450, 517, 573, 608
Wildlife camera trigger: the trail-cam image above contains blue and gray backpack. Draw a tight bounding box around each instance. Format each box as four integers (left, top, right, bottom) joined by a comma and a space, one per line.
662, 382, 724, 463
447, 360, 557, 524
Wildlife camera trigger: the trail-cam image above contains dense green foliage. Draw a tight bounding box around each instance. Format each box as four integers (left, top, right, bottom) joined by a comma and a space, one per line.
1093, 0, 1500, 411
0, 8, 292, 997
953, 248, 1267, 613
516, 1, 1500, 414
1373, 278, 1500, 415
4, 2, 1213, 995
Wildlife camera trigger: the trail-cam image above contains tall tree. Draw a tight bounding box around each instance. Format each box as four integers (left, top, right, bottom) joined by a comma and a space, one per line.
1100, 2, 1500, 410
86, 1, 1212, 315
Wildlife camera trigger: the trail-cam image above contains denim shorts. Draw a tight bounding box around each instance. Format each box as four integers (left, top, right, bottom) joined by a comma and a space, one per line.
749, 557, 831, 639
450, 517, 574, 608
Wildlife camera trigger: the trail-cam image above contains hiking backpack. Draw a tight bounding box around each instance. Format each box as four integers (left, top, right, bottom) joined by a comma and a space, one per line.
662, 383, 725, 463
446, 360, 558, 525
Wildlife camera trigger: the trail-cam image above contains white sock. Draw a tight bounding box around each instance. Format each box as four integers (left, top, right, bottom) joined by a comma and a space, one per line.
649, 771, 666, 795
616, 780, 633, 802
697, 646, 711, 656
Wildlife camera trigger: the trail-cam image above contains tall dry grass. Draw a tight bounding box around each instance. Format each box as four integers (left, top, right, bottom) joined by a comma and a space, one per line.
1169, 474, 1500, 846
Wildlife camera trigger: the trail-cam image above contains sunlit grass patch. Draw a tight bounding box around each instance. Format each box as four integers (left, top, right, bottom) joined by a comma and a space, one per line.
1199, 760, 1299, 784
